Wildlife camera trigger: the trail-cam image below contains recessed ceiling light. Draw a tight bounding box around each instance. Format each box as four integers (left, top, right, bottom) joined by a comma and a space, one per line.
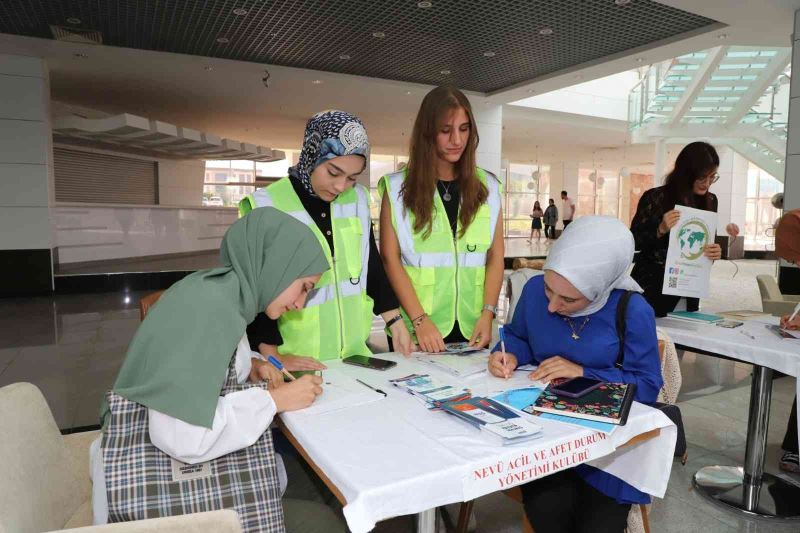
339, 54, 351, 60
66, 17, 81, 25
717, 33, 728, 39
372, 31, 386, 38
73, 53, 88, 59
527, 89, 535, 93
440, 69, 451, 75
483, 51, 496, 57
405, 91, 412, 95
614, 0, 631, 5
204, 66, 214, 71
636, 57, 645, 63
539, 28, 553, 35
417, 1, 433, 7
216, 37, 230, 43
312, 79, 323, 85
232, 8, 248, 16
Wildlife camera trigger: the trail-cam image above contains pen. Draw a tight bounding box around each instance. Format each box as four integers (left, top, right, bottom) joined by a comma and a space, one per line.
356, 378, 387, 397
738, 329, 756, 341
267, 355, 297, 382
499, 326, 509, 380
788, 301, 800, 325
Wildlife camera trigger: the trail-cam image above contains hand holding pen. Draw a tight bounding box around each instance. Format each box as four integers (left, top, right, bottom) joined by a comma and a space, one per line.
489, 325, 518, 379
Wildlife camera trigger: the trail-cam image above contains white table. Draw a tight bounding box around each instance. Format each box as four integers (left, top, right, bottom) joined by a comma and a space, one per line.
656, 316, 800, 520
279, 353, 677, 533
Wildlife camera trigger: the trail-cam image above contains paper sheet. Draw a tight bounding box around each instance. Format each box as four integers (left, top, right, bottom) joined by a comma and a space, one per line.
294, 369, 384, 416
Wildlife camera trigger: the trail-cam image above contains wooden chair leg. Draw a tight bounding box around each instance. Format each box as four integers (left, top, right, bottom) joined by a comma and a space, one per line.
523, 513, 534, 533
455, 500, 474, 533
640, 504, 651, 533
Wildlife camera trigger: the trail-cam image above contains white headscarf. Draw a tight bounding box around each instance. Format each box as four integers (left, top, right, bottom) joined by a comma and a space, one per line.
544, 216, 643, 317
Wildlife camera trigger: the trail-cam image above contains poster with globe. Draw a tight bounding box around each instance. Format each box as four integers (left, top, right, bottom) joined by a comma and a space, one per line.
662, 205, 717, 298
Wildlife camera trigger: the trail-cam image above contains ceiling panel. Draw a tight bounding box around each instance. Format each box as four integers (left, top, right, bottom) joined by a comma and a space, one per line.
0, 0, 719, 92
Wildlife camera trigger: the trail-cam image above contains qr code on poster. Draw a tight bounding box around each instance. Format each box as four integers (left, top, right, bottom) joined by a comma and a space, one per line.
668, 277, 678, 289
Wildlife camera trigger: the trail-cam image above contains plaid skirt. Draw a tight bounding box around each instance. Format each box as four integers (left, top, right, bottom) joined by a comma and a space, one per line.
102, 361, 285, 532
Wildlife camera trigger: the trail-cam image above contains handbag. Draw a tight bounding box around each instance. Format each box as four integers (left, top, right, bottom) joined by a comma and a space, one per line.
102, 358, 286, 532
616, 291, 688, 461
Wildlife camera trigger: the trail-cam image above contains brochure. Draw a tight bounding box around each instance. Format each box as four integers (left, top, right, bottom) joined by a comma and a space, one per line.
662, 204, 717, 299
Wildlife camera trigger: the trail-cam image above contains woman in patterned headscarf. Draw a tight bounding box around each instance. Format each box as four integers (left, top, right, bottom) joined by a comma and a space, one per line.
240, 110, 413, 377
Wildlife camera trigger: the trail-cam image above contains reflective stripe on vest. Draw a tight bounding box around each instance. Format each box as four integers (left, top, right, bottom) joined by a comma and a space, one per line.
380, 168, 501, 339
246, 178, 373, 360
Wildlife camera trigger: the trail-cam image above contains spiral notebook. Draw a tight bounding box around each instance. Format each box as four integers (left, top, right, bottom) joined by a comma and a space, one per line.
525, 382, 637, 426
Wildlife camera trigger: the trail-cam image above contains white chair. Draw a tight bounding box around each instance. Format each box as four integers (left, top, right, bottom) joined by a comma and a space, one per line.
756, 275, 800, 316
0, 382, 242, 533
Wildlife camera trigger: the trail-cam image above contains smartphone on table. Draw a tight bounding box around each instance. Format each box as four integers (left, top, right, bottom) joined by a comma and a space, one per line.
549, 377, 603, 398
342, 355, 397, 371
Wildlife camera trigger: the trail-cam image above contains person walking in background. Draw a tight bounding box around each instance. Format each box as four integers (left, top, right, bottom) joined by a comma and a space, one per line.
629, 141, 739, 317
528, 200, 544, 242
561, 190, 575, 229
543, 198, 558, 239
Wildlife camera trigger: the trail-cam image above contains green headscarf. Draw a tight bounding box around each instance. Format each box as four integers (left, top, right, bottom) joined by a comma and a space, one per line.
102, 207, 329, 428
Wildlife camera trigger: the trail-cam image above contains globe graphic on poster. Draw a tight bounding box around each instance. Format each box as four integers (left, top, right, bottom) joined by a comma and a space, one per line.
677, 220, 709, 260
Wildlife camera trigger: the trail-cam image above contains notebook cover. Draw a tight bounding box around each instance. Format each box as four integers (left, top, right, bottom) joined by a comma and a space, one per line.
526, 382, 637, 426
666, 311, 723, 323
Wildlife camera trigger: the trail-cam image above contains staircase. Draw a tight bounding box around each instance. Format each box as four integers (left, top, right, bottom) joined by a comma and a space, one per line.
629, 46, 791, 180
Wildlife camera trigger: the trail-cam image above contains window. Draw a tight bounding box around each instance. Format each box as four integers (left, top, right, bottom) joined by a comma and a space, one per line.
744, 163, 783, 250
505, 163, 550, 237
203, 160, 257, 208
576, 168, 621, 218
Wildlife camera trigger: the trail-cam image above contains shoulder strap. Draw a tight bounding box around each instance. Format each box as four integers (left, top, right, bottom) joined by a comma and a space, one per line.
615, 291, 634, 369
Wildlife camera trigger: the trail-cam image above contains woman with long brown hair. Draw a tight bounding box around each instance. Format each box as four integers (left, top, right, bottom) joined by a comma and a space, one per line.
379, 86, 505, 352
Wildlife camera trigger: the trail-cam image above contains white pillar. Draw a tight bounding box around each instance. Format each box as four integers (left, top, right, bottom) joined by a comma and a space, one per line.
0, 54, 54, 294
654, 139, 667, 185
467, 97, 502, 177
780, 10, 800, 292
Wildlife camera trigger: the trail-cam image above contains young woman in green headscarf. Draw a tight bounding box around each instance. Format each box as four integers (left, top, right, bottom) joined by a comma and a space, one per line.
90, 207, 343, 532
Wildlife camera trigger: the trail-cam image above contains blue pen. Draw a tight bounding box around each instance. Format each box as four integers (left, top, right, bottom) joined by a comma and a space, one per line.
267, 355, 297, 381
499, 326, 509, 379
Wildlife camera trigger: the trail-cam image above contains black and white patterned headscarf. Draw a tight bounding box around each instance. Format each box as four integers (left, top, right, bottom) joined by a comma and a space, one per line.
289, 110, 369, 197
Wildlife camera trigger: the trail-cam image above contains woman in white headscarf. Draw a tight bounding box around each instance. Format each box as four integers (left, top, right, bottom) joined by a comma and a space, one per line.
489, 216, 663, 533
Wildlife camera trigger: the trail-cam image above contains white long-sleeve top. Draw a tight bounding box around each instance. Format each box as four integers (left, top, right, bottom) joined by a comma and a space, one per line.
90, 335, 282, 524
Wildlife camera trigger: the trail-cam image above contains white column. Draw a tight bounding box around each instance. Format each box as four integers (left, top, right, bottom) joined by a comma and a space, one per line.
0, 54, 54, 294
467, 97, 502, 177
654, 139, 667, 185
779, 10, 800, 292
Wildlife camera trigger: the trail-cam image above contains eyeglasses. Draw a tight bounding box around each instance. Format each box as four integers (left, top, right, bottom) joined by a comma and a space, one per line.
695, 172, 720, 184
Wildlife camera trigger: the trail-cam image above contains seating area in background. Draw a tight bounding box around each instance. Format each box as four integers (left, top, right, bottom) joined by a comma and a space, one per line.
756, 274, 800, 316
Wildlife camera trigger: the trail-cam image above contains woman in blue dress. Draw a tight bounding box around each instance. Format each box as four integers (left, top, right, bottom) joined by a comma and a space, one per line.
489, 215, 663, 533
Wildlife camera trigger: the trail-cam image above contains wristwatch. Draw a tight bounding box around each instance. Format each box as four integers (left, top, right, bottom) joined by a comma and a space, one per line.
482, 304, 497, 317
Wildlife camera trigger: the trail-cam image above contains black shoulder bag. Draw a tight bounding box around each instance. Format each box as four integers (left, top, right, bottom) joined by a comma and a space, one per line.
616, 291, 688, 462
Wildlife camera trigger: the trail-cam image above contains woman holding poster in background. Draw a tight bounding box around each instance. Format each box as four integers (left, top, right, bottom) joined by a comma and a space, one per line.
629, 142, 739, 317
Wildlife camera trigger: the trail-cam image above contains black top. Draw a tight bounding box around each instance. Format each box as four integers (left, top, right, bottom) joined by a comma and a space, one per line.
437, 179, 460, 237
436, 178, 467, 343
630, 185, 718, 265
246, 178, 399, 349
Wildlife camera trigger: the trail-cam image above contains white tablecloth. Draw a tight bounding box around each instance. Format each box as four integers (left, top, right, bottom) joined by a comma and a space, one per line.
280, 354, 677, 533
656, 316, 800, 455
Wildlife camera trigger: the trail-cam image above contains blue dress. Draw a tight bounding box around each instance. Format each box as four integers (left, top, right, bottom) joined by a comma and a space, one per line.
496, 275, 663, 504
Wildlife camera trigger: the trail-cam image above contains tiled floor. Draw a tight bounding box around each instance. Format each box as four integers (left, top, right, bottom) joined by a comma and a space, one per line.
1, 259, 798, 531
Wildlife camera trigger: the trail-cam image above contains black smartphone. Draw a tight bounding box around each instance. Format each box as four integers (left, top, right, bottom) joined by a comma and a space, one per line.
342, 355, 397, 371
549, 377, 603, 398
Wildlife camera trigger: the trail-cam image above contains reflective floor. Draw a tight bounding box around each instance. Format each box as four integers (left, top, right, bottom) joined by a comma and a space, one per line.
1, 259, 798, 531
